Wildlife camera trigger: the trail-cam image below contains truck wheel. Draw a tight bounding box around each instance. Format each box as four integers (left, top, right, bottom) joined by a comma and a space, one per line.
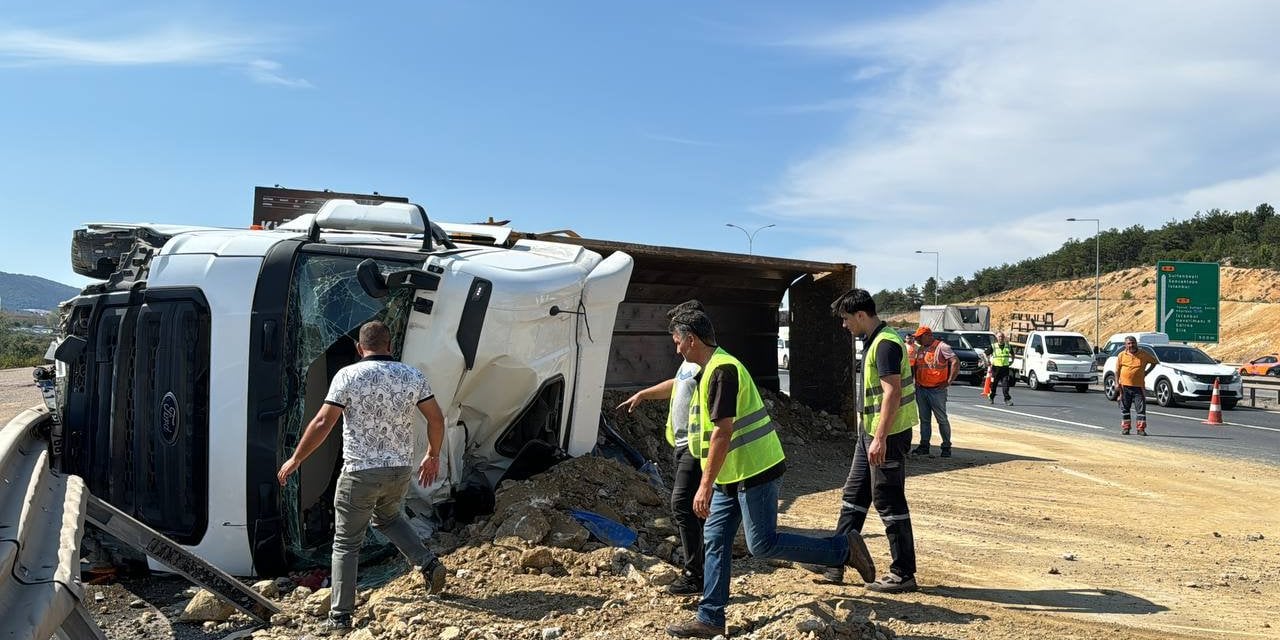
1028, 371, 1043, 390
1156, 379, 1177, 407
1075, 384, 1089, 393
1103, 374, 1118, 400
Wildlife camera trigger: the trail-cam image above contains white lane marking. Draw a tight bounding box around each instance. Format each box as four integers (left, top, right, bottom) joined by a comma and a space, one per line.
967, 404, 1105, 430
1146, 410, 1280, 433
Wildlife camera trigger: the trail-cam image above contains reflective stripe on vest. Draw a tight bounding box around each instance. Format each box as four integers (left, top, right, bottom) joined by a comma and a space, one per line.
863, 327, 920, 436
687, 348, 786, 485
913, 340, 951, 388
991, 343, 1013, 367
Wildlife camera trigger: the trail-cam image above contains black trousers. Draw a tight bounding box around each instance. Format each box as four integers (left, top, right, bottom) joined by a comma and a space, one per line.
670, 445, 705, 578
835, 428, 916, 579
990, 365, 1014, 400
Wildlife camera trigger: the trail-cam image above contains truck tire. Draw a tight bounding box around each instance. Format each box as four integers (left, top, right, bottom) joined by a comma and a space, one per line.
1028, 371, 1043, 390
1222, 399, 1238, 410
1156, 378, 1177, 407
1103, 373, 1118, 400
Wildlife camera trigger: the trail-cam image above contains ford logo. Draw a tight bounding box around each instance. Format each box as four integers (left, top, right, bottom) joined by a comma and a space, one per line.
160, 392, 180, 445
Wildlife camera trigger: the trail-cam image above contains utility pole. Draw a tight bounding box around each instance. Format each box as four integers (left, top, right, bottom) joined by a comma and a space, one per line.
1066, 217, 1101, 349
915, 250, 940, 304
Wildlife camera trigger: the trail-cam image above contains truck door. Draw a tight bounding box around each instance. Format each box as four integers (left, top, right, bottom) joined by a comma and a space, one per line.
1028, 334, 1044, 375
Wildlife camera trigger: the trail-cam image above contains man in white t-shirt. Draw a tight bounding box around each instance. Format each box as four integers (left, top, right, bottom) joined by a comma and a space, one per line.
616, 300, 705, 595
277, 320, 447, 632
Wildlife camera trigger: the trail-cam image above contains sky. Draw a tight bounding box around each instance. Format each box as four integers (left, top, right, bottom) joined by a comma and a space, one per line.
4, 1, 1280, 293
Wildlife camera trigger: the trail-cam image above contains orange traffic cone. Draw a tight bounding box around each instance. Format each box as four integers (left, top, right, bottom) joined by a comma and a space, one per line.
981, 367, 993, 397
1203, 378, 1224, 426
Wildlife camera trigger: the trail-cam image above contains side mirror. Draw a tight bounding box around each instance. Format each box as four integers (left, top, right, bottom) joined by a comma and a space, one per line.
356, 259, 389, 299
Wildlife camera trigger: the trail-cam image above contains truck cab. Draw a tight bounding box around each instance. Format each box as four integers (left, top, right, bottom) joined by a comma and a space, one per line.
48, 199, 632, 576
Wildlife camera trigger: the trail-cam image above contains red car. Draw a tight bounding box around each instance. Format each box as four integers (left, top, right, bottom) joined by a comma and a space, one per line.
1239, 354, 1280, 377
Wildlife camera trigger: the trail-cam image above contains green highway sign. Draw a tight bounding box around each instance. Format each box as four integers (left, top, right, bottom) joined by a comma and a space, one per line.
1155, 261, 1219, 343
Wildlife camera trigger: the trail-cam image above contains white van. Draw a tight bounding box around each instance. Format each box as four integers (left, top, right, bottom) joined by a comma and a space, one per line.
1015, 330, 1098, 392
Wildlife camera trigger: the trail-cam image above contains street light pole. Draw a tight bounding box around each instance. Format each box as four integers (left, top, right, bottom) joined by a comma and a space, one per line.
725, 223, 775, 255
915, 250, 940, 304
1066, 217, 1101, 348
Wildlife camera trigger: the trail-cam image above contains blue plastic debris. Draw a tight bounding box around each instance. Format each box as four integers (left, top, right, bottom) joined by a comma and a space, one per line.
568, 509, 638, 548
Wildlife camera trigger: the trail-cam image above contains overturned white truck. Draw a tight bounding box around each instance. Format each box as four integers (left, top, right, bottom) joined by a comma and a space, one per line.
48, 199, 632, 576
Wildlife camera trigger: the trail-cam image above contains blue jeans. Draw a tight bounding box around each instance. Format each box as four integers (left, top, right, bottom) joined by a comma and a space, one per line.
698, 477, 847, 628
916, 385, 952, 448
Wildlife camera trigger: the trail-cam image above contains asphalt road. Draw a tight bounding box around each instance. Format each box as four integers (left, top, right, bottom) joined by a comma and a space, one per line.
778, 368, 1280, 465
946, 379, 1280, 465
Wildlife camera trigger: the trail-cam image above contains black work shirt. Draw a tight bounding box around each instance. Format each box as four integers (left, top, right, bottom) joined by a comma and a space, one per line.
698, 362, 786, 493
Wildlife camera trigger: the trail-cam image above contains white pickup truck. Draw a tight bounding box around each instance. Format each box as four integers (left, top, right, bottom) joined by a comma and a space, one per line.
1013, 330, 1099, 392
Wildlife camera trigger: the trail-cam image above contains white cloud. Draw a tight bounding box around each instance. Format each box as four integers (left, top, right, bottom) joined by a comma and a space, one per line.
0, 23, 309, 88
765, 0, 1280, 291
246, 59, 312, 89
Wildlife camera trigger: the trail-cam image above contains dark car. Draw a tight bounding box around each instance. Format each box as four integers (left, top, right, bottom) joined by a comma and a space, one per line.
930, 331, 987, 385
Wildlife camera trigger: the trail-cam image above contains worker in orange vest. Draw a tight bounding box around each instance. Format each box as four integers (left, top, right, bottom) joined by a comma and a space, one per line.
910, 327, 957, 457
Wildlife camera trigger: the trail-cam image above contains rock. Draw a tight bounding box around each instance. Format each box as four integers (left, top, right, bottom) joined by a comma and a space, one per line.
303, 587, 332, 617
1185, 581, 1201, 588
494, 510, 551, 544
180, 589, 235, 622
348, 629, 377, 640
270, 613, 294, 627
129, 598, 146, 609
625, 564, 648, 586
649, 517, 676, 534
440, 627, 463, 640
711, 636, 727, 640
456, 569, 474, 579
796, 616, 826, 633
655, 542, 676, 562
1246, 533, 1266, 541
292, 586, 313, 600
1213, 531, 1222, 537
93, 591, 105, 603
1048, 567, 1061, 575
834, 600, 858, 624
202, 621, 218, 632
252, 579, 280, 599
545, 512, 591, 551
646, 563, 680, 586
1062, 553, 1077, 561
520, 547, 556, 570
541, 628, 563, 640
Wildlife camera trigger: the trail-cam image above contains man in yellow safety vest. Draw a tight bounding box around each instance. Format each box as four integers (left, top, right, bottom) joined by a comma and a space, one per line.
665, 309, 875, 639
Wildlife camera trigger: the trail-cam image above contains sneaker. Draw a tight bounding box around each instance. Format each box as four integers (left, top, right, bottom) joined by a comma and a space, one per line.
911, 445, 929, 456
1121, 421, 1131, 435
1004, 398, 1013, 406
665, 617, 725, 638
798, 562, 845, 584
988, 394, 995, 405
940, 447, 952, 458
665, 573, 703, 595
420, 558, 447, 595
867, 573, 917, 594
1137, 427, 1147, 436
843, 532, 876, 583
321, 613, 352, 635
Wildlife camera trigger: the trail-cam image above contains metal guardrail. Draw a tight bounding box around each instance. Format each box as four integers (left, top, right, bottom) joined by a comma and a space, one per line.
1243, 375, 1280, 408
1, 407, 278, 639
0, 406, 100, 640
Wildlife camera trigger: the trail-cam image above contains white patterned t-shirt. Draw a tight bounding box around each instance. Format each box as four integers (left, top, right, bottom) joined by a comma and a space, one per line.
324, 356, 434, 473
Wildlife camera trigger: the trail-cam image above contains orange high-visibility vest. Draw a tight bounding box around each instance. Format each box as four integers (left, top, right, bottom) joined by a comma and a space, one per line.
913, 340, 951, 388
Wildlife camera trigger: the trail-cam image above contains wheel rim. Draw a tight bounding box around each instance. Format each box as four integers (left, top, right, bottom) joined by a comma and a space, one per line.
1030, 372, 1039, 387
1104, 376, 1114, 398
1158, 382, 1170, 405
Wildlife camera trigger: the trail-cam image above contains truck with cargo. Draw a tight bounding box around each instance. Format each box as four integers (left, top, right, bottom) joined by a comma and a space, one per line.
1007, 312, 1097, 391
918, 304, 990, 332
43, 197, 633, 576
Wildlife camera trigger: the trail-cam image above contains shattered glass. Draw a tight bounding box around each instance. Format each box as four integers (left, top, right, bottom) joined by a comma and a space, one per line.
278, 251, 417, 566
